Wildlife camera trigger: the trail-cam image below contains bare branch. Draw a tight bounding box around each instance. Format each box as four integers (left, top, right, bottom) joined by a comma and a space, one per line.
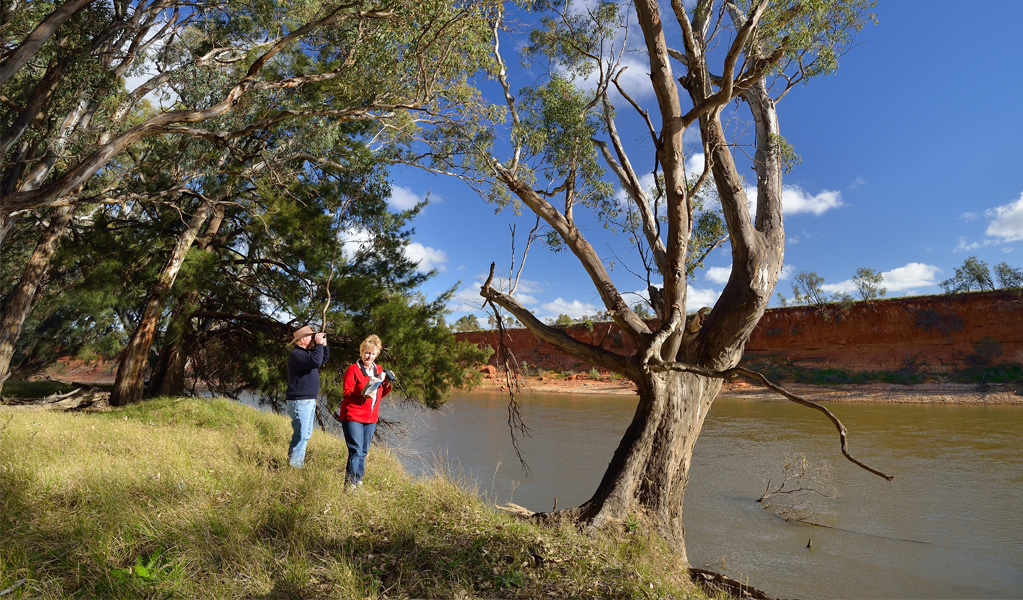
647, 360, 894, 481
596, 92, 666, 272
490, 160, 651, 342
481, 263, 633, 375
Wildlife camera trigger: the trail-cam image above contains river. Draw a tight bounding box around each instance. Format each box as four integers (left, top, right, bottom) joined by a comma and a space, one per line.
375, 392, 1023, 599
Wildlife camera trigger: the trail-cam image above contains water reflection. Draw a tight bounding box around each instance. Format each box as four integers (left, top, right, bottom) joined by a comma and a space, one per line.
378, 392, 1023, 600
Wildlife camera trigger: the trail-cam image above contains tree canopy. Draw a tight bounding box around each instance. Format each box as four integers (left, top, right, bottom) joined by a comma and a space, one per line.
0, 0, 499, 403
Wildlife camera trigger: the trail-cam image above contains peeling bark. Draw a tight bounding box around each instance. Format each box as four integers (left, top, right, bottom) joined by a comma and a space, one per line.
110, 201, 214, 406
0, 206, 74, 393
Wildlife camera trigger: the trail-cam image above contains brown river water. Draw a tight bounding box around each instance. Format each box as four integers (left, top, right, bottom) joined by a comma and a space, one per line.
378, 392, 1023, 599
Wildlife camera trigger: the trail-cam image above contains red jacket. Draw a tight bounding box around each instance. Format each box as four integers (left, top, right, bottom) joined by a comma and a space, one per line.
339, 360, 391, 423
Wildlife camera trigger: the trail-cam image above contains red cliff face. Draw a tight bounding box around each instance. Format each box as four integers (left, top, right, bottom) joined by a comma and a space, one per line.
456, 291, 1023, 377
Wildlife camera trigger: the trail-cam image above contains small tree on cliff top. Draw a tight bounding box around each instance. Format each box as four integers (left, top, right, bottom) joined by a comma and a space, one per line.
443, 0, 889, 557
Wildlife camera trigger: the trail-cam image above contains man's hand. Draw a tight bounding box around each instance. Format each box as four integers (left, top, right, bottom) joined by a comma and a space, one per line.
314, 332, 327, 345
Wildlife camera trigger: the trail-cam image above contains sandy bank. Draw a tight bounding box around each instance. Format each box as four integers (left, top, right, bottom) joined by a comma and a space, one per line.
463, 376, 1023, 405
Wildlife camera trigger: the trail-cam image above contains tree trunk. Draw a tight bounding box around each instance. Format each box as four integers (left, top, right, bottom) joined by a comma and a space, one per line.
0, 205, 73, 394
110, 202, 213, 406
571, 371, 722, 562
144, 298, 195, 398
144, 202, 223, 397
146, 334, 190, 397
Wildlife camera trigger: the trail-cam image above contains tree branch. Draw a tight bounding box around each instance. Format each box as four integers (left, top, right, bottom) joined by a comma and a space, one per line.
647, 360, 894, 481
481, 263, 633, 375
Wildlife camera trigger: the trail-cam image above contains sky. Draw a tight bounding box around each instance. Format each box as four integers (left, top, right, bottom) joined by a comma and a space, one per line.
382, 1, 1023, 325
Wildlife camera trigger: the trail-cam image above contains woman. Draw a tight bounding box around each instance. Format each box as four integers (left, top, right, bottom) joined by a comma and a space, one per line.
339, 334, 394, 489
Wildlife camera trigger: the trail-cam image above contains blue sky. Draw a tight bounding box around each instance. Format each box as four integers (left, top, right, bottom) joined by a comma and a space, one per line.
386, 1, 1023, 324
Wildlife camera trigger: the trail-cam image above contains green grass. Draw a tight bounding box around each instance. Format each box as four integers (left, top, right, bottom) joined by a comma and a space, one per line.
0, 397, 702, 599
744, 360, 932, 386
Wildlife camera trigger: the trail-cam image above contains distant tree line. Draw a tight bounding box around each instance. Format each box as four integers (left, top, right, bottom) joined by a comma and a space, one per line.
777, 257, 1023, 310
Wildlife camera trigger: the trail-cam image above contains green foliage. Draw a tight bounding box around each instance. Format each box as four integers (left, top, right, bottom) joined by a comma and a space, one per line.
770, 133, 803, 174
994, 262, 1023, 290
453, 314, 482, 332
852, 267, 886, 300
554, 314, 575, 327
791, 270, 827, 306
515, 75, 611, 208
752, 0, 879, 81
0, 380, 84, 399
940, 256, 995, 294
951, 363, 1023, 385
361, 292, 493, 409
744, 358, 929, 386
632, 302, 653, 320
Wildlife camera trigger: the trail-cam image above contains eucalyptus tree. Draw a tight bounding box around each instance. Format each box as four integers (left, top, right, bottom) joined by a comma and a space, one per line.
940, 255, 994, 294
852, 266, 885, 300
994, 262, 1023, 290
1, 0, 499, 236
450, 0, 883, 556
1, 0, 500, 398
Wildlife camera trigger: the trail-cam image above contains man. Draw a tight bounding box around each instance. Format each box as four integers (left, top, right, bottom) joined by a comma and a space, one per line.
285, 325, 329, 467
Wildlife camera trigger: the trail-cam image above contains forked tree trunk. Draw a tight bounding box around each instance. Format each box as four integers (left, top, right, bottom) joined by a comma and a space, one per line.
570, 371, 722, 562
145, 334, 190, 397
0, 205, 73, 394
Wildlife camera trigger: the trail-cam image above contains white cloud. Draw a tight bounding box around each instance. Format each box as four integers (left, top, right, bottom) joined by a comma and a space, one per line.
608, 55, 654, 101
388, 185, 426, 211
848, 177, 866, 190
475, 274, 543, 297
451, 286, 486, 312
340, 227, 374, 258
541, 298, 600, 319
685, 152, 706, 176
955, 237, 984, 253
705, 265, 731, 284
821, 280, 855, 294
985, 192, 1023, 242
881, 262, 941, 291
453, 274, 543, 310
959, 212, 980, 222
778, 264, 796, 281
404, 242, 447, 273
687, 285, 720, 308
782, 185, 843, 216
822, 262, 941, 296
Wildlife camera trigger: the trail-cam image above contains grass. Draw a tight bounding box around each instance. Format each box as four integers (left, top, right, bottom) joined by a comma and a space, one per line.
0, 397, 703, 599
744, 359, 932, 386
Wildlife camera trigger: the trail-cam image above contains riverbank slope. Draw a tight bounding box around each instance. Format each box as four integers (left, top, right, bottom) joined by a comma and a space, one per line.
0, 396, 708, 599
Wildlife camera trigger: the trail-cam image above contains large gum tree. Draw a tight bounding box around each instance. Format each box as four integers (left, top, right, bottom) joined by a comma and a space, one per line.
0, 0, 501, 400
461, 0, 885, 557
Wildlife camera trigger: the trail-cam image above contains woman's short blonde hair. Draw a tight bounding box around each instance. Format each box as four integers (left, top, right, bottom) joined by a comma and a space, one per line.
360, 334, 382, 354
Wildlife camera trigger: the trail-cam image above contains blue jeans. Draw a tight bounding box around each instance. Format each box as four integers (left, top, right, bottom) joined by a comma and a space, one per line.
287, 399, 316, 467
341, 420, 377, 485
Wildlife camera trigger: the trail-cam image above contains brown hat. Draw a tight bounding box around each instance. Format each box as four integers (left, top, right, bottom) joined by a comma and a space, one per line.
292, 325, 315, 343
